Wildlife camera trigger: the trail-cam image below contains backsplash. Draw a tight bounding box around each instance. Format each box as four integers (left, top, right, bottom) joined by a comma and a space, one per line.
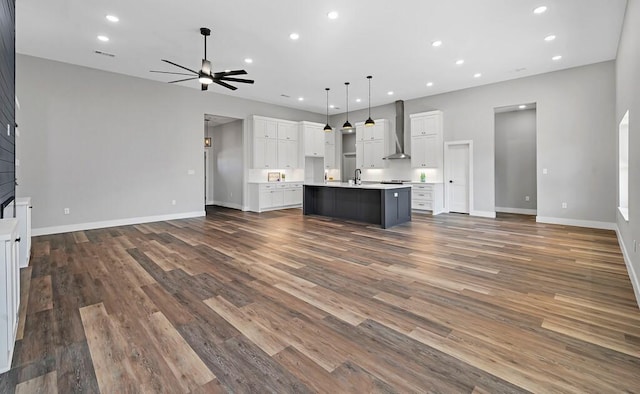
247, 168, 305, 182
359, 160, 441, 183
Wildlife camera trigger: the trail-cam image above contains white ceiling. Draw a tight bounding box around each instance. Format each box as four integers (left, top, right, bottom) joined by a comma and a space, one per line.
16, 0, 627, 115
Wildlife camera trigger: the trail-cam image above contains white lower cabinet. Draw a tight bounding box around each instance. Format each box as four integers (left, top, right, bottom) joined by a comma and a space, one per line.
284, 187, 303, 206
3, 198, 31, 268
411, 183, 444, 214
249, 183, 303, 212
0, 219, 19, 374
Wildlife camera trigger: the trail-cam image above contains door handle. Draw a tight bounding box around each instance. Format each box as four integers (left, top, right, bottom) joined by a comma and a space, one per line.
449, 180, 453, 183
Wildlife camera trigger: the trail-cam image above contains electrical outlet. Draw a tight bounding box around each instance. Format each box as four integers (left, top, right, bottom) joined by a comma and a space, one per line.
229, 192, 232, 198
171, 200, 176, 206
187, 169, 195, 175
6, 124, 10, 136
542, 168, 548, 175
525, 196, 530, 201
64, 208, 70, 215
561, 202, 567, 209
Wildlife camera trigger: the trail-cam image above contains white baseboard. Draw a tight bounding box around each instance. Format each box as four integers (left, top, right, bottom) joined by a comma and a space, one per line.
213, 201, 243, 210
205, 200, 214, 205
33, 211, 206, 236
536, 216, 616, 230
616, 227, 640, 309
495, 207, 537, 215
470, 210, 496, 218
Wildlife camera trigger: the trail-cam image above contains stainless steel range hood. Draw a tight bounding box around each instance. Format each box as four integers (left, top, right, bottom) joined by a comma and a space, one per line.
383, 100, 411, 160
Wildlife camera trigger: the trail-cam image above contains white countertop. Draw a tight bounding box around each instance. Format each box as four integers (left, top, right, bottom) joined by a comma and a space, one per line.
248, 181, 304, 184
304, 182, 412, 190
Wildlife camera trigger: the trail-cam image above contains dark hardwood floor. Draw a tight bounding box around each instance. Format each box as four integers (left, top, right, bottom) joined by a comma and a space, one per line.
1, 207, 639, 393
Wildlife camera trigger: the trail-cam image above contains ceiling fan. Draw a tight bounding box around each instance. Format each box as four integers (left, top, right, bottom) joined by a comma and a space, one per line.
150, 27, 254, 91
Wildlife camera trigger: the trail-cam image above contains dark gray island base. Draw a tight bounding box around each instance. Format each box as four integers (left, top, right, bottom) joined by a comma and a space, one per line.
303, 183, 411, 228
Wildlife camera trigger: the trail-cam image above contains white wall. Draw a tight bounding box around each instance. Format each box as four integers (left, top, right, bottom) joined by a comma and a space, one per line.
212, 120, 243, 209
615, 0, 640, 306
16, 54, 323, 233
495, 109, 537, 213
336, 61, 616, 222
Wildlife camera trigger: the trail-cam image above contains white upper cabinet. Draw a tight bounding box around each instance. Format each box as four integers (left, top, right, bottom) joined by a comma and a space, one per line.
277, 139, 298, 169
355, 120, 392, 169
277, 122, 298, 141
324, 128, 336, 169
302, 122, 325, 157
410, 111, 443, 169
255, 117, 278, 139
254, 138, 278, 169
410, 112, 440, 136
358, 122, 386, 141
252, 116, 300, 169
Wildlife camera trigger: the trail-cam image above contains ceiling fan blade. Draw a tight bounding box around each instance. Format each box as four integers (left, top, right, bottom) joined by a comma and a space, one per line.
214, 69, 247, 77
201, 59, 212, 74
168, 77, 198, 83
161, 59, 198, 74
217, 77, 254, 84
150, 70, 195, 76
212, 79, 238, 91
201, 84, 209, 91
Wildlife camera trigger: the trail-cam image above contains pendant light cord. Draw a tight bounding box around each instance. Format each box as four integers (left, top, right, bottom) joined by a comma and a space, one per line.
345, 82, 349, 122
324, 88, 332, 131
368, 76, 371, 118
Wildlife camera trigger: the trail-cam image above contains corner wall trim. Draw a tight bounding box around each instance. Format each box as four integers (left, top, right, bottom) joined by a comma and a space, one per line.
32, 211, 206, 236
616, 227, 640, 309
495, 207, 537, 215
535, 216, 616, 230
470, 210, 496, 218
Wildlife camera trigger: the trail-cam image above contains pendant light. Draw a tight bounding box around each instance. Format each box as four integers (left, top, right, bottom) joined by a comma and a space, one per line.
342, 82, 354, 131
323, 88, 332, 132
364, 75, 375, 127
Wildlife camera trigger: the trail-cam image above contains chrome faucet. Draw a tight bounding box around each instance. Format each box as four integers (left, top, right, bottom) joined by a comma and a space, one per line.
355, 168, 362, 185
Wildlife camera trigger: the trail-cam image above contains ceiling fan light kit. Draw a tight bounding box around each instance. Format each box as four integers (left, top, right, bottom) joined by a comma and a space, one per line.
150, 27, 254, 91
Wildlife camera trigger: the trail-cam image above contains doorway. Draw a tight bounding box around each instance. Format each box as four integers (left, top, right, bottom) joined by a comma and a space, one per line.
444, 141, 473, 214
204, 114, 243, 210
493, 104, 537, 215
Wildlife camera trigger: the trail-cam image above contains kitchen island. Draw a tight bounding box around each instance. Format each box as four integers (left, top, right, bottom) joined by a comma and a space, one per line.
303, 183, 411, 228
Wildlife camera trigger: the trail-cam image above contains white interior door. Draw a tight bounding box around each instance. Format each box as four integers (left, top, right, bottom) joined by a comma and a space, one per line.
447, 144, 470, 213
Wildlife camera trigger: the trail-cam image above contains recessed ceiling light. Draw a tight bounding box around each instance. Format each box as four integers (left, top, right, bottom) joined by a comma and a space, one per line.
356, 98, 361, 103
533, 6, 547, 14
298, 97, 304, 101
544, 34, 556, 42
289, 33, 299, 40
456, 59, 465, 65
552, 55, 562, 61
327, 11, 339, 19
329, 104, 335, 109
387, 91, 394, 96
519, 105, 527, 109
426, 82, 433, 87
432, 40, 442, 47
105, 15, 119, 23
97, 35, 109, 42
244, 58, 253, 64
473, 73, 482, 78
